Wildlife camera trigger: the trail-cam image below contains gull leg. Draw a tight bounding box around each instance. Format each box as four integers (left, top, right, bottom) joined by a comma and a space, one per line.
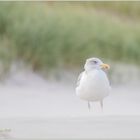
100, 100, 103, 111
88, 101, 91, 110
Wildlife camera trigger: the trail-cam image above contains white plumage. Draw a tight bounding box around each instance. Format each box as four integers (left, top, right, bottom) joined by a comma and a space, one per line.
76, 57, 111, 109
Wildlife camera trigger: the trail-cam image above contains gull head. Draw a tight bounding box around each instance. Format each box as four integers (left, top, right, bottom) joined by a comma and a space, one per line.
84, 57, 110, 71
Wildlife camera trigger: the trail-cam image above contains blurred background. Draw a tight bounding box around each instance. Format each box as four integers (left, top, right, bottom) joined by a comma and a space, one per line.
0, 2, 140, 117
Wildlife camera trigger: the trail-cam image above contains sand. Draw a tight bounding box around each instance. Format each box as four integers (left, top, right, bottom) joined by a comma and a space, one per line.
0, 70, 140, 139
1, 116, 140, 139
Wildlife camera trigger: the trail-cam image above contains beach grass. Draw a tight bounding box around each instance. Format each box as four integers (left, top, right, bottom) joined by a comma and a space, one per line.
0, 2, 140, 73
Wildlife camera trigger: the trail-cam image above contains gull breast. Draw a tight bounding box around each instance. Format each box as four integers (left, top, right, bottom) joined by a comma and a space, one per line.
76, 69, 111, 101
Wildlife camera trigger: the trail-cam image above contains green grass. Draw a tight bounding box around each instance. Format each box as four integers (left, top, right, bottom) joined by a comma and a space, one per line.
0, 2, 140, 74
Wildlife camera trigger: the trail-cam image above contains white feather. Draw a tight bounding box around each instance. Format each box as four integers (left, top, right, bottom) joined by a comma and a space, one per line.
76, 58, 111, 103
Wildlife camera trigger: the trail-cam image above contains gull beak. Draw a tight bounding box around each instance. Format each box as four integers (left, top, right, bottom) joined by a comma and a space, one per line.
100, 63, 110, 70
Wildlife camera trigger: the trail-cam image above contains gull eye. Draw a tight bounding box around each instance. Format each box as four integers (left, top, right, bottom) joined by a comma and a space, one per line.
91, 60, 98, 64
93, 60, 98, 64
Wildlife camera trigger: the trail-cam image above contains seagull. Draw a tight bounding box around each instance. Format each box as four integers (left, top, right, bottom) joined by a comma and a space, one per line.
76, 57, 111, 110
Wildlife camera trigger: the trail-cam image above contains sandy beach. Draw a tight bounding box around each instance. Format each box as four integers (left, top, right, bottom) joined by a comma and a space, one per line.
0, 70, 140, 139
1, 2, 140, 139
1, 116, 140, 139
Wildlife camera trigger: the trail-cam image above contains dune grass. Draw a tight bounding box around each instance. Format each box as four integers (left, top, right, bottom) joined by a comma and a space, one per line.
0, 2, 140, 74
88, 1, 140, 19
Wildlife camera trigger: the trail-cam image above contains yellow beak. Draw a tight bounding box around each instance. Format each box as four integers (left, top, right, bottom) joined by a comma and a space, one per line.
100, 63, 110, 70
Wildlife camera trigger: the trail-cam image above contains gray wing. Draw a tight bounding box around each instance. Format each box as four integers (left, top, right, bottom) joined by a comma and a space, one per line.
76, 71, 84, 87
